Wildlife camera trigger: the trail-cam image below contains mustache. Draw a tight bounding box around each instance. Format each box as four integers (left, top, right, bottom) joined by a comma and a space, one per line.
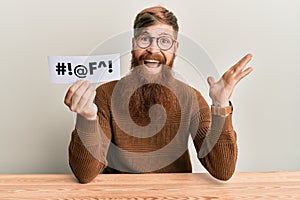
139, 52, 166, 65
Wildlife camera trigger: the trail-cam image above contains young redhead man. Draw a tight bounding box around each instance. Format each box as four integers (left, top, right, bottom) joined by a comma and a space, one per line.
64, 6, 253, 183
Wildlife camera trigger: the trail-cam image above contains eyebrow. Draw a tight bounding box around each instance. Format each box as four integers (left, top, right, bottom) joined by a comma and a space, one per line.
140, 30, 173, 37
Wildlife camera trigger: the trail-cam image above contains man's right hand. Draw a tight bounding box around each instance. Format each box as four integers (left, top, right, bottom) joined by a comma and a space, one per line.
64, 80, 98, 121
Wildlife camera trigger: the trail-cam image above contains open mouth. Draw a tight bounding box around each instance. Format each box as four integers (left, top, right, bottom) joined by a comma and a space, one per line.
143, 59, 161, 68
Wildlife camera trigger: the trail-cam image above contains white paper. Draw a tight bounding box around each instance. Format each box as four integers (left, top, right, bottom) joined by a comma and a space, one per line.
47, 54, 120, 83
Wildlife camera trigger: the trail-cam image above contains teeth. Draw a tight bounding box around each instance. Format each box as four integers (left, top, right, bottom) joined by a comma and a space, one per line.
145, 59, 160, 63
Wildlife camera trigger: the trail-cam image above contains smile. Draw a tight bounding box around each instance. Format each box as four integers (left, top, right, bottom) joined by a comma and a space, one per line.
143, 59, 161, 68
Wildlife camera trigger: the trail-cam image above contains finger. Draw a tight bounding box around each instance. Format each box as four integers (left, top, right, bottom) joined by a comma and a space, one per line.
88, 90, 97, 105
236, 67, 253, 83
70, 81, 90, 111
207, 76, 215, 87
240, 67, 253, 79
76, 85, 95, 112
64, 80, 84, 106
83, 90, 97, 112
232, 53, 253, 72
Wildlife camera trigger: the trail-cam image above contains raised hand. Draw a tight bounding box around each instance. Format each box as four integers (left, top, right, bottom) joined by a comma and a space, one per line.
207, 53, 253, 107
64, 80, 98, 120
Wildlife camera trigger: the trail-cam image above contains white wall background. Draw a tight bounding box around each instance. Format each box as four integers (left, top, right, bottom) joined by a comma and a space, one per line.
0, 0, 299, 173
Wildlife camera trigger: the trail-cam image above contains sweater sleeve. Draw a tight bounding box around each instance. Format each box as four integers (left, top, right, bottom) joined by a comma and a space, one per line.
68, 86, 112, 183
190, 92, 237, 181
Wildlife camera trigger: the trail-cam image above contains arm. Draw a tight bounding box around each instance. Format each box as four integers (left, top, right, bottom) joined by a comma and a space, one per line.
68, 116, 105, 183
191, 54, 253, 181
190, 94, 237, 181
65, 81, 112, 183
69, 114, 112, 183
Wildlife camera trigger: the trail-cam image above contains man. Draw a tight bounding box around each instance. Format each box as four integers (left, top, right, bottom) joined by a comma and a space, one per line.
64, 6, 253, 183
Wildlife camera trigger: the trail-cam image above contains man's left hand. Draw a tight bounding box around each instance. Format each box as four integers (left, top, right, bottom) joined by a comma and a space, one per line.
207, 53, 253, 107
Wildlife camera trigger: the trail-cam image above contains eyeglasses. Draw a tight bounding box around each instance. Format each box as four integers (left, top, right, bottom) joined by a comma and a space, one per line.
135, 35, 176, 51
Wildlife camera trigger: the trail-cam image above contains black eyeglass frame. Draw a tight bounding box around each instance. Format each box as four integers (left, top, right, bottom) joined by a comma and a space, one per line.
135, 35, 177, 51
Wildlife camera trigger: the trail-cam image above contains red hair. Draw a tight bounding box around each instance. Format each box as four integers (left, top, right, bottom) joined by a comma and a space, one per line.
133, 6, 179, 39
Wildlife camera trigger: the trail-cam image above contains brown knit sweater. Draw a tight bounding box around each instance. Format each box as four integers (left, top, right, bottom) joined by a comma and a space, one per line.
68, 78, 237, 183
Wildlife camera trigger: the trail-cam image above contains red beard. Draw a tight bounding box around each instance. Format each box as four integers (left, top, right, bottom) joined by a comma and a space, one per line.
114, 50, 178, 125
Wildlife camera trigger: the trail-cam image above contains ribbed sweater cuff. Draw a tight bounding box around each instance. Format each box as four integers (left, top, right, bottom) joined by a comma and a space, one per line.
76, 114, 99, 133
223, 114, 234, 132
75, 114, 100, 146
211, 113, 236, 142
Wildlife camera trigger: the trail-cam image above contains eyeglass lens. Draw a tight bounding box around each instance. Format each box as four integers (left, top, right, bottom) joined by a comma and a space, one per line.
137, 35, 174, 50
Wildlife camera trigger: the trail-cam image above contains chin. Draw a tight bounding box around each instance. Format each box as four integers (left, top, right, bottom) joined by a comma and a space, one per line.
144, 65, 162, 74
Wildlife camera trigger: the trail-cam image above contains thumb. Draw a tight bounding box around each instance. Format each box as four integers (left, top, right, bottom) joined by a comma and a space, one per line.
207, 76, 215, 87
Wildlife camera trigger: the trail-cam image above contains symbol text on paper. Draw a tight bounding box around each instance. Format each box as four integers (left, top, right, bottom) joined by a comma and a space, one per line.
55, 60, 114, 78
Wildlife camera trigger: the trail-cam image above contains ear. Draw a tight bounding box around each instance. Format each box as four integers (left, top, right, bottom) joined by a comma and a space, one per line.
132, 37, 135, 49
174, 41, 179, 54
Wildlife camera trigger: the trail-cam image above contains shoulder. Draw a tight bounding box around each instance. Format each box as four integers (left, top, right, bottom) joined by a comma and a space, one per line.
96, 80, 119, 94
95, 80, 118, 106
173, 79, 209, 112
174, 79, 205, 100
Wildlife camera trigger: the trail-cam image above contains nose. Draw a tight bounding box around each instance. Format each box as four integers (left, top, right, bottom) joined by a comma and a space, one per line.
146, 39, 160, 53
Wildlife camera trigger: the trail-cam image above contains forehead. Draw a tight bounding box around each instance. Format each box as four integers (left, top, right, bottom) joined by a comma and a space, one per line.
138, 24, 175, 37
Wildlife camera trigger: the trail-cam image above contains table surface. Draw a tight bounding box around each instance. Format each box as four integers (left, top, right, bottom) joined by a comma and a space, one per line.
0, 171, 299, 200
